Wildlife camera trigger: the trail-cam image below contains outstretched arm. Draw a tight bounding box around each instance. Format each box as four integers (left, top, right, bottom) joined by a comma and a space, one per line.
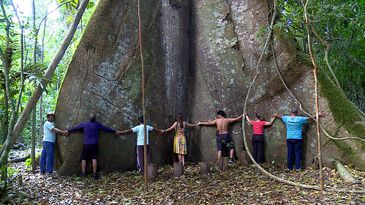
185, 121, 198, 127
154, 127, 164, 134
164, 122, 177, 133
116, 129, 133, 135
67, 123, 84, 133
98, 123, 116, 133
308, 111, 325, 123
227, 114, 243, 123
272, 113, 282, 119
265, 117, 276, 126
53, 127, 67, 135
245, 114, 253, 125
198, 119, 217, 126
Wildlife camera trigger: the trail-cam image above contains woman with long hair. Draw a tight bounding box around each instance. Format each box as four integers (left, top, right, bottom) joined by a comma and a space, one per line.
163, 113, 197, 166
245, 113, 275, 163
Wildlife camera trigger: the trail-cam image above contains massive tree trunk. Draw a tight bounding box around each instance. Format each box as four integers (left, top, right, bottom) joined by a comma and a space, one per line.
55, 0, 365, 175
55, 0, 168, 174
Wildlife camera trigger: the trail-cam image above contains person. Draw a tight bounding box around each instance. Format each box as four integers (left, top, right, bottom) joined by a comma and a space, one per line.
163, 113, 198, 166
40, 112, 67, 175
245, 113, 275, 163
116, 116, 163, 172
65, 113, 117, 179
198, 110, 243, 164
273, 108, 324, 171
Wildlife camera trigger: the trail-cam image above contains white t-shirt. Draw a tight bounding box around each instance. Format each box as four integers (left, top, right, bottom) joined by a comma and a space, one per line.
43, 121, 56, 143
131, 124, 153, 146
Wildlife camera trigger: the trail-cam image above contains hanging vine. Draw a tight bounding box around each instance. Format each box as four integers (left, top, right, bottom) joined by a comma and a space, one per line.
241, 0, 365, 193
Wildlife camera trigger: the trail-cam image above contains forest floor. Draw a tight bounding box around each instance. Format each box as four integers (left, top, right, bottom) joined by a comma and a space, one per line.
3, 162, 365, 204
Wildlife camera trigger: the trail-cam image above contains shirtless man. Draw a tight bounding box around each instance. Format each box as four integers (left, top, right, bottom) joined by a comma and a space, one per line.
198, 110, 243, 163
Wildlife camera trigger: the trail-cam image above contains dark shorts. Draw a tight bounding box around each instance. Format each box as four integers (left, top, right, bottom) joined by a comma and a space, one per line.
80, 144, 98, 161
216, 134, 234, 151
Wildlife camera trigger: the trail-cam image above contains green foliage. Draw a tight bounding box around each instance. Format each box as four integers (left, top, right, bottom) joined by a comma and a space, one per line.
0, 165, 17, 182
5, 166, 17, 178
0, 0, 97, 145
57, 0, 95, 12
24, 153, 40, 171
56, 0, 96, 24
0, 165, 18, 197
24, 158, 31, 168
276, 0, 365, 111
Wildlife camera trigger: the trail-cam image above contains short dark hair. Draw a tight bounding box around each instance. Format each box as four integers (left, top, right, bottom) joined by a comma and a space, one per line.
46, 112, 55, 118
138, 116, 144, 124
255, 113, 264, 121
217, 110, 226, 117
290, 108, 298, 114
90, 113, 96, 122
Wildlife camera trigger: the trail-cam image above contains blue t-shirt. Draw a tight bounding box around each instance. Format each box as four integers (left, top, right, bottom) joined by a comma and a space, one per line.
132, 124, 153, 146
43, 121, 56, 143
282, 116, 308, 139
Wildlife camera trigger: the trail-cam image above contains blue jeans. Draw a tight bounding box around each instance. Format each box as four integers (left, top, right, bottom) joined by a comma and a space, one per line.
40, 141, 55, 174
287, 139, 302, 170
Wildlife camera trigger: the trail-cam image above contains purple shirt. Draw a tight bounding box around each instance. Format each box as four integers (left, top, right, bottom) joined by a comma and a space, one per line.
68, 121, 115, 144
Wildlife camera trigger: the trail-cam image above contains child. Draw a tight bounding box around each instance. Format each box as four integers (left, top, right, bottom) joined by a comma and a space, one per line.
117, 116, 163, 172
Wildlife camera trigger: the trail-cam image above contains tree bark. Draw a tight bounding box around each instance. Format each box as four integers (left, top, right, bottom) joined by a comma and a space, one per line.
199, 162, 210, 174
0, 0, 17, 168
16, 21, 25, 114
335, 160, 361, 184
9, 155, 30, 163
31, 110, 36, 172
137, 0, 148, 190
0, 0, 90, 167
147, 163, 157, 179
218, 157, 228, 172
30, 0, 37, 174
2, 85, 9, 143
302, 0, 324, 191
173, 162, 184, 177
32, 0, 37, 64
39, 14, 46, 145
39, 95, 43, 145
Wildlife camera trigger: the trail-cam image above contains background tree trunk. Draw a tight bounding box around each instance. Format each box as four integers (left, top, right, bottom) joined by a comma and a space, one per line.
2, 86, 9, 143
31, 110, 36, 172
39, 95, 43, 145
173, 162, 184, 177
0, 0, 90, 167
30, 0, 37, 174
335, 160, 361, 184
218, 157, 228, 172
199, 162, 210, 174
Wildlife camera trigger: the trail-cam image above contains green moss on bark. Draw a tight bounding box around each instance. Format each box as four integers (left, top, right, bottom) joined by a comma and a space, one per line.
318, 71, 365, 139
319, 70, 365, 169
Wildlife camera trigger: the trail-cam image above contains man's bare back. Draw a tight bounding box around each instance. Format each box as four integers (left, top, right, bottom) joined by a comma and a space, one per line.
216, 118, 229, 134
198, 112, 243, 134
198, 110, 243, 163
